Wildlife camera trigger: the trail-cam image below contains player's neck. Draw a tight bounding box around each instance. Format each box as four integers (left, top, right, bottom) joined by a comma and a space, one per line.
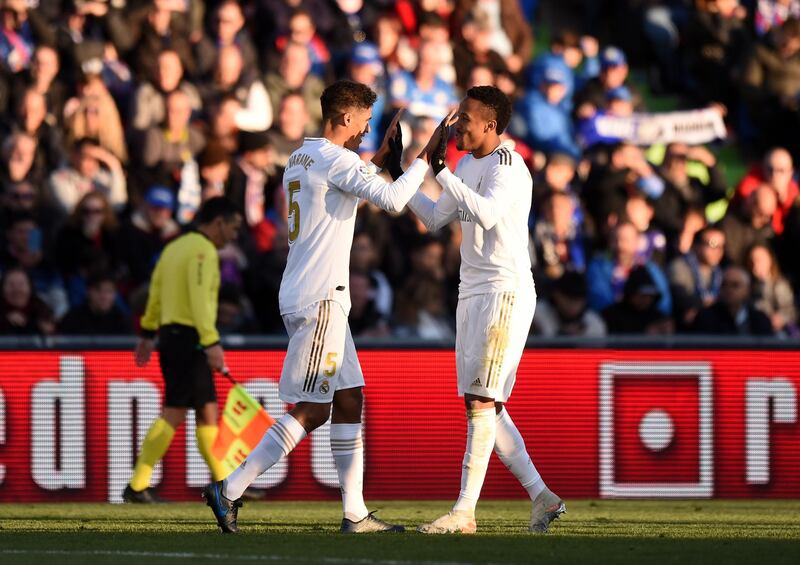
472, 137, 502, 159
322, 123, 348, 147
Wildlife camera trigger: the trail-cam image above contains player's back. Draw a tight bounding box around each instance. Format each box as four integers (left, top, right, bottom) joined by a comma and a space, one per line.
455, 142, 534, 297
279, 138, 360, 316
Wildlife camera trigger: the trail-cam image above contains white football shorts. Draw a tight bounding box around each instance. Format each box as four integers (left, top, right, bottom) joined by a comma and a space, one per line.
279, 300, 364, 404
456, 290, 535, 402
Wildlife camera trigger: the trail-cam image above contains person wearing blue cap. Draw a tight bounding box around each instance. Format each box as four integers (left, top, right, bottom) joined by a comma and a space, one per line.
515, 61, 580, 158
117, 185, 181, 288
574, 45, 642, 119
349, 41, 386, 158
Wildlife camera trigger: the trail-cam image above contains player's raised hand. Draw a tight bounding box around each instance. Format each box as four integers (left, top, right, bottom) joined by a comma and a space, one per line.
385, 121, 404, 181
419, 110, 458, 171
372, 109, 404, 169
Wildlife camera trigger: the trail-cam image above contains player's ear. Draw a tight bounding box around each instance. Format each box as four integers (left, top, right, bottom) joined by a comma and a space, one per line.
342, 111, 352, 127
486, 119, 497, 133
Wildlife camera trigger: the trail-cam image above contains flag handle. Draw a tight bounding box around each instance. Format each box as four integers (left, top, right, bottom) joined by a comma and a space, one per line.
220, 367, 237, 384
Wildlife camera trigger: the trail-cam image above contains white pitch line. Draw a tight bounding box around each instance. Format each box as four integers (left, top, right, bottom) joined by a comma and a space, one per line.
0, 549, 511, 565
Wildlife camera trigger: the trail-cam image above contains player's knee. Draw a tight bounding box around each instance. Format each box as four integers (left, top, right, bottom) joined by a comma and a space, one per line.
332, 387, 363, 422
292, 402, 332, 431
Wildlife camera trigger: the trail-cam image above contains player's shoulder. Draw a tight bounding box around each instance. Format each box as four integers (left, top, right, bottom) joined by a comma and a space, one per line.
490, 142, 522, 168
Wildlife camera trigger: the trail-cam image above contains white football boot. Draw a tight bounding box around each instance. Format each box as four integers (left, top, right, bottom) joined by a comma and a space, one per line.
417, 510, 477, 534
530, 487, 566, 533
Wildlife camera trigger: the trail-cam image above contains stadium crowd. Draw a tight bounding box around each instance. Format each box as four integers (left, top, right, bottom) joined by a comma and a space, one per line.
0, 0, 798, 339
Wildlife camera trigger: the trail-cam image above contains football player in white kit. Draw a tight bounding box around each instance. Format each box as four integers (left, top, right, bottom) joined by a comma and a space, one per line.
203, 80, 450, 534
407, 86, 566, 534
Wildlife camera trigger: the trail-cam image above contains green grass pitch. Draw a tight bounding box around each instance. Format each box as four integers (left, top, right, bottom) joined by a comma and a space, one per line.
1, 500, 799, 564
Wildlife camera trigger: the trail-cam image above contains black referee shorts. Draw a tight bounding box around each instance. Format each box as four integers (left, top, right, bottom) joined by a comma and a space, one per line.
158, 324, 217, 409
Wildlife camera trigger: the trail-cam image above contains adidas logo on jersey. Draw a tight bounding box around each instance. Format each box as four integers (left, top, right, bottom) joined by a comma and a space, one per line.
471, 378, 482, 387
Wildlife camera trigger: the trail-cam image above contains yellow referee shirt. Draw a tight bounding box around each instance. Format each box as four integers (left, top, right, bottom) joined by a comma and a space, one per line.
140, 231, 221, 347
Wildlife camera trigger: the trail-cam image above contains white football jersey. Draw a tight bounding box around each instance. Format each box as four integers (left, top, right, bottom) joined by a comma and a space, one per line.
408, 141, 534, 298
279, 137, 428, 315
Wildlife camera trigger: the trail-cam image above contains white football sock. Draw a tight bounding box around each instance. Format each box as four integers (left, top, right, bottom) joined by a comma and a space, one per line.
452, 407, 496, 514
223, 414, 306, 500
494, 407, 545, 500
330, 423, 369, 522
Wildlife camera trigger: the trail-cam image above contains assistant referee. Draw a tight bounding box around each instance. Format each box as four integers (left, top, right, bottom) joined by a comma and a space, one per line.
124, 197, 242, 503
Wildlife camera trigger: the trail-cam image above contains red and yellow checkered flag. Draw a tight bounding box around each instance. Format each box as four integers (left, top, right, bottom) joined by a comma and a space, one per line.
212, 378, 274, 475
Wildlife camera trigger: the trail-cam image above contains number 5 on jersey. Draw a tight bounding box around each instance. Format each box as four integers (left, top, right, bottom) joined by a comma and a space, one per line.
288, 180, 301, 243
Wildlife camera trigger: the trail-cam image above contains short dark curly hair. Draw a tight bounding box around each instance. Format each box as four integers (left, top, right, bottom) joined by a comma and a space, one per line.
466, 85, 512, 135
320, 80, 377, 122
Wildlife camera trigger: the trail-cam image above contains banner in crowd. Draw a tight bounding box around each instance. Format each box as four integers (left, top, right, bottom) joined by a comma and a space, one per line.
580, 108, 727, 147
0, 349, 797, 502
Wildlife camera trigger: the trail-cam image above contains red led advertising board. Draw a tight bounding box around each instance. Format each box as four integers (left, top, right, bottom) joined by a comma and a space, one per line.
0, 349, 797, 502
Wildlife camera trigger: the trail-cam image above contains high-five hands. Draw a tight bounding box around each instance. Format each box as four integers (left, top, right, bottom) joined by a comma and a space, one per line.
418, 110, 459, 175
385, 121, 404, 181
372, 109, 404, 171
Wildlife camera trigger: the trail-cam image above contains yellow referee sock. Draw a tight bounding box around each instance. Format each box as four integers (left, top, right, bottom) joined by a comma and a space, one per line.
129, 417, 175, 491
196, 425, 227, 481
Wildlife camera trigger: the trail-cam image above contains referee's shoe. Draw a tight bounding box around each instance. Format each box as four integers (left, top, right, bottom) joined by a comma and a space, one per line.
202, 480, 243, 533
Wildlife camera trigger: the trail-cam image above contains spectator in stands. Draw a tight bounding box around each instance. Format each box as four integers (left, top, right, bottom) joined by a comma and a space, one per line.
0, 211, 67, 317
533, 270, 606, 337
351, 231, 393, 319
269, 93, 309, 167
516, 63, 579, 158
0, 131, 46, 189
206, 96, 242, 154
452, 11, 513, 94
123, 0, 196, 79
264, 41, 324, 131
141, 89, 205, 219
0, 0, 52, 74
349, 270, 390, 338
257, 0, 336, 42
117, 186, 180, 289
393, 275, 454, 340
734, 147, 798, 234
574, 46, 642, 119
692, 266, 774, 335
47, 137, 127, 215
778, 196, 800, 289
65, 75, 129, 164
216, 283, 260, 334
195, 0, 259, 77
720, 184, 777, 265
271, 8, 331, 78
746, 243, 798, 335
587, 221, 671, 315
668, 225, 726, 329
201, 45, 272, 133
742, 17, 800, 154
583, 142, 665, 238
625, 193, 667, 266
59, 271, 132, 335
653, 142, 727, 239
130, 49, 202, 131
533, 190, 587, 291
7, 45, 66, 125
0, 266, 55, 335
229, 130, 285, 253
452, 0, 533, 77
683, 0, 748, 106
0, 180, 63, 252
533, 152, 579, 212
12, 88, 65, 173
602, 265, 675, 334
388, 41, 457, 121
528, 31, 600, 109
348, 42, 386, 158
198, 142, 233, 200
54, 192, 120, 305
754, 0, 800, 37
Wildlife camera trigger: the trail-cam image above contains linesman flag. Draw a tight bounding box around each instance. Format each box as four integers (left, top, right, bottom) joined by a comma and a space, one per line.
212, 372, 274, 475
